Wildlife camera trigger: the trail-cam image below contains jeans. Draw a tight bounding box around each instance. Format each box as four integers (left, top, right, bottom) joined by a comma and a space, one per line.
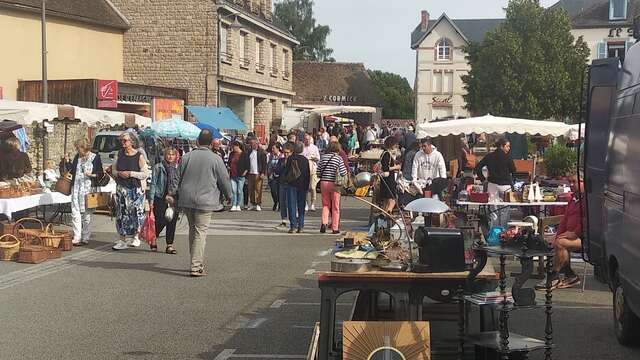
183, 208, 211, 272
231, 176, 246, 207
153, 199, 177, 245
286, 186, 307, 230
279, 183, 288, 220
269, 178, 280, 207
320, 181, 341, 231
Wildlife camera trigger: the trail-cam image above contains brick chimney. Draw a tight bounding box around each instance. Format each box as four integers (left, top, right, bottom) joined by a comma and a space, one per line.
421, 10, 429, 31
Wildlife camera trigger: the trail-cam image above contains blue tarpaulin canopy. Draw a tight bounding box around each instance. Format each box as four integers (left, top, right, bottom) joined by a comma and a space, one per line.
186, 106, 247, 132
195, 122, 223, 139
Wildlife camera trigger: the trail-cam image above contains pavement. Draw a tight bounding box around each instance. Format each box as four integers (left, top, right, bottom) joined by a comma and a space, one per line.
0, 196, 639, 359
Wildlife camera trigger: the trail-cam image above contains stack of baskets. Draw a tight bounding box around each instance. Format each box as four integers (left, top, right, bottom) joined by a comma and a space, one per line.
13, 218, 66, 263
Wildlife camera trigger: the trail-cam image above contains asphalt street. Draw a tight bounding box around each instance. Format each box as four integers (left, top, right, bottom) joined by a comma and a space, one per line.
0, 196, 639, 359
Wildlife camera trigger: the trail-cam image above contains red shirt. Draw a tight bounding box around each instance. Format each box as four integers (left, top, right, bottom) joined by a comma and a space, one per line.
557, 195, 583, 237
229, 152, 241, 177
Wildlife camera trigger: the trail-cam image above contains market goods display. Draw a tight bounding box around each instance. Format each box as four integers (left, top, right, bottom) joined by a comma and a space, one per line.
0, 234, 20, 261
0, 175, 42, 199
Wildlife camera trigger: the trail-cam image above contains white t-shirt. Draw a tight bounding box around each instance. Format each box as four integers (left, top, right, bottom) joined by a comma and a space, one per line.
249, 150, 259, 174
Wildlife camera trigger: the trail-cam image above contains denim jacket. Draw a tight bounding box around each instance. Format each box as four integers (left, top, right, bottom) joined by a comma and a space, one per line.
148, 162, 171, 201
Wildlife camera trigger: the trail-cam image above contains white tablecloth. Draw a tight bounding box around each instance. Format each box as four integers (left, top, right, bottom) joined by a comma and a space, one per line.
0, 192, 71, 220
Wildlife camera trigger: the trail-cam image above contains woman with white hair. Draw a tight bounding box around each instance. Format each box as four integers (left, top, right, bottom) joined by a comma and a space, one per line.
69, 138, 104, 245
111, 131, 150, 250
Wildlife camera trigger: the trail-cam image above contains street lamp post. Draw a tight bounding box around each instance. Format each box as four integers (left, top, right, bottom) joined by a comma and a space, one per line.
41, 0, 48, 173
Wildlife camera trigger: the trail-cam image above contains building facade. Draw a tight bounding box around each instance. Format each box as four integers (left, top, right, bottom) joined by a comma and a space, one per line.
0, 0, 128, 101
110, 0, 298, 134
411, 11, 503, 124
552, 0, 638, 63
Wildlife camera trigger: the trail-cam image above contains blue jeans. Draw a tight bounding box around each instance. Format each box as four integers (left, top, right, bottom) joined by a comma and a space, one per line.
286, 185, 307, 230
231, 176, 246, 207
278, 182, 288, 220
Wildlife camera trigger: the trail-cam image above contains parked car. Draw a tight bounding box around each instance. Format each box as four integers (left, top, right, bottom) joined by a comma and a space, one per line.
583, 38, 640, 345
92, 130, 165, 167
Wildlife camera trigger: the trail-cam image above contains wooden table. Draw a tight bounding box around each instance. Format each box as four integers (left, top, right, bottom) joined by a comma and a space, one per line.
316, 264, 497, 360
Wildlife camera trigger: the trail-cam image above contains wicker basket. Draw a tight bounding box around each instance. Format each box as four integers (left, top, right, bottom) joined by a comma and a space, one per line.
50, 225, 73, 251
36, 224, 66, 248
14, 218, 45, 245
0, 234, 20, 261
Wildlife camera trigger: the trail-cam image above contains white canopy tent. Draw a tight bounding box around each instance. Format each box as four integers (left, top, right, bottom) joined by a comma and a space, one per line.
0, 99, 151, 127
309, 105, 377, 116
416, 114, 573, 138
568, 123, 585, 140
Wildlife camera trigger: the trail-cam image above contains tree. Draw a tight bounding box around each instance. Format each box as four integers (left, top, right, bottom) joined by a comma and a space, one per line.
273, 0, 334, 62
462, 0, 589, 122
368, 70, 415, 119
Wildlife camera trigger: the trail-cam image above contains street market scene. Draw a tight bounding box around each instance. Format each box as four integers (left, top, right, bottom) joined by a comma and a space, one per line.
1, 0, 640, 359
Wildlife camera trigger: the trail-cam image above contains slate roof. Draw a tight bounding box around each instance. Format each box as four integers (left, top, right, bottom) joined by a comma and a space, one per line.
0, 0, 129, 30
218, 0, 298, 44
572, 0, 639, 27
410, 14, 504, 48
292, 62, 384, 107
549, 0, 602, 18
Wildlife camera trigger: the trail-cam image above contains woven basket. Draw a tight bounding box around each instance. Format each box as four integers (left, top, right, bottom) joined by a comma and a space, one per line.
0, 234, 20, 261
14, 218, 45, 245
36, 224, 66, 248
50, 225, 73, 251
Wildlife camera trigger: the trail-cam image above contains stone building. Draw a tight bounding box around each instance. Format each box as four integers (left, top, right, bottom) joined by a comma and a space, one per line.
411, 11, 503, 124
552, 0, 638, 63
110, 0, 298, 134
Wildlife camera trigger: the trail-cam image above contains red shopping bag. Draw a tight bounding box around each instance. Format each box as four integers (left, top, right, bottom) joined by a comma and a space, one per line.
140, 206, 157, 247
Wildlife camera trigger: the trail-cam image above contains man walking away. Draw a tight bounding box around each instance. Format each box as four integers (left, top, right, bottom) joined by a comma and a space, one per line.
245, 137, 267, 211
167, 129, 231, 277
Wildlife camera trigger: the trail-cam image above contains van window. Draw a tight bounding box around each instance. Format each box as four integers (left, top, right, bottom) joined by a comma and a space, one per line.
92, 135, 122, 153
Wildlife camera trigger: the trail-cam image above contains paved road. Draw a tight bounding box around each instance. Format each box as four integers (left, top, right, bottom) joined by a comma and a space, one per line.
0, 197, 639, 359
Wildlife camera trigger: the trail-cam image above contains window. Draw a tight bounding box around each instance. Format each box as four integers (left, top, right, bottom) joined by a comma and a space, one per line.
270, 44, 278, 75
443, 72, 453, 94
256, 38, 265, 72
220, 25, 231, 63
436, 38, 452, 61
239, 32, 249, 68
432, 71, 443, 93
282, 49, 290, 78
610, 0, 627, 20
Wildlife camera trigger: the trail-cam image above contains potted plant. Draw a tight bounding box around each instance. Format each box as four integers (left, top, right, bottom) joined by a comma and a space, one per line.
543, 141, 577, 178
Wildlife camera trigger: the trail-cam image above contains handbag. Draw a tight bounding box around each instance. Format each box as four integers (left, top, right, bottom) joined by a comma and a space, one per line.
54, 172, 72, 195
85, 192, 111, 209
140, 206, 157, 247
95, 173, 111, 187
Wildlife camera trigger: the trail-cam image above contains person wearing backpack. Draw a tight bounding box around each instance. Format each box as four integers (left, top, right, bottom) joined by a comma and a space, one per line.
317, 142, 348, 234
282, 141, 310, 233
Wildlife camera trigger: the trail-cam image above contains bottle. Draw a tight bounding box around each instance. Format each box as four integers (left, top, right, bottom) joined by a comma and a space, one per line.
527, 184, 535, 202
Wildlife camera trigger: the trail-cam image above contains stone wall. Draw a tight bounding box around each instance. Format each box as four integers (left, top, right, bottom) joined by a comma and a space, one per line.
110, 0, 218, 106
254, 98, 273, 128
25, 122, 99, 172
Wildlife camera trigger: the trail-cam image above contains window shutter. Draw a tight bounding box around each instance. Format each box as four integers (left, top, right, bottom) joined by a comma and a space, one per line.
626, 39, 636, 53
596, 42, 607, 59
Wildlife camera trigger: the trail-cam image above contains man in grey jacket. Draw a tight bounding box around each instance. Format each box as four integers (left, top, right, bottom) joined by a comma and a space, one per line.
166, 129, 232, 277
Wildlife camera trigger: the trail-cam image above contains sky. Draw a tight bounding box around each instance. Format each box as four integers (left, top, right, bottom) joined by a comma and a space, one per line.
311, 0, 560, 84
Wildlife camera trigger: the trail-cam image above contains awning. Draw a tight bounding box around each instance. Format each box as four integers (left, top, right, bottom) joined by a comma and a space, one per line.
309, 106, 377, 116
186, 106, 247, 131
0, 99, 151, 127
416, 114, 572, 139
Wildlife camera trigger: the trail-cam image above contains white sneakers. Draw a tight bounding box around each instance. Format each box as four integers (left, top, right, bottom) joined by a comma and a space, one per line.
305, 203, 316, 212
310, 204, 316, 211
112, 240, 127, 250
113, 236, 141, 251
255, 205, 262, 211
230, 205, 241, 212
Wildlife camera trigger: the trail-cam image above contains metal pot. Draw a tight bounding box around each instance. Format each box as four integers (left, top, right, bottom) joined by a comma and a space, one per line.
331, 259, 372, 273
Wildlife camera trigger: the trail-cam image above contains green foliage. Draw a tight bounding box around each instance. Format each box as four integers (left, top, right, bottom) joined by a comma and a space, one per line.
462, 0, 590, 121
368, 70, 415, 119
544, 141, 577, 178
273, 0, 334, 62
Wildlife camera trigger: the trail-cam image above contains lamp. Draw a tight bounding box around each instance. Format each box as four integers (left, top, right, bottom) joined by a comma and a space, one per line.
229, 14, 243, 30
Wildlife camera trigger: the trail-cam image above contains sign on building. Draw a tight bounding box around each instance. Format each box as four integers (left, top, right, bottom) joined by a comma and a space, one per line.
97, 80, 118, 108
153, 98, 184, 121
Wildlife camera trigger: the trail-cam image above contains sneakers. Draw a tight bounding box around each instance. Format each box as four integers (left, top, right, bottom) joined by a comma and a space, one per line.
310, 204, 316, 211
273, 204, 278, 211
127, 236, 141, 248
558, 275, 581, 289
112, 240, 128, 250
297, 228, 303, 234
305, 204, 309, 212
230, 205, 241, 212
190, 268, 207, 277
255, 205, 262, 211
535, 277, 562, 290
275, 222, 288, 229
288, 228, 295, 234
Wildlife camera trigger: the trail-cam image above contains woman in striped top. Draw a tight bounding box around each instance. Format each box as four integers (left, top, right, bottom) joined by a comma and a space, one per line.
317, 142, 348, 234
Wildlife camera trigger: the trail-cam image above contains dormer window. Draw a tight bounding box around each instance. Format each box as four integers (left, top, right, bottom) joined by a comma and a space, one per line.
610, 0, 628, 21
436, 38, 452, 61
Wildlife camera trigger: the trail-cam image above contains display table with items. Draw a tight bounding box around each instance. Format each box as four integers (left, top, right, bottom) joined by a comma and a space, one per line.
0, 192, 71, 220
